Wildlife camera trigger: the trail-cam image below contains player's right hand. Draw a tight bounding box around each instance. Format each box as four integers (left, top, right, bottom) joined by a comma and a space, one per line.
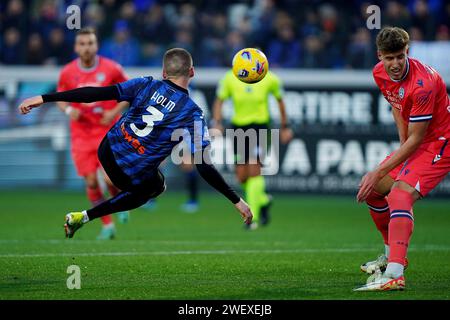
356, 170, 382, 202
280, 127, 294, 144
234, 198, 253, 225
18, 95, 44, 114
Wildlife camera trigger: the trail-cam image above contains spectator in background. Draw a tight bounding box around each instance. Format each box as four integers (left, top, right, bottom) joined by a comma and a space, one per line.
407, 0, 443, 18
25, 32, 46, 65
317, 3, 348, 68
199, 39, 225, 67
33, 0, 59, 41
199, 12, 228, 67
132, 0, 155, 12
299, 9, 321, 38
98, 0, 119, 40
267, 24, 301, 68
138, 3, 173, 45
170, 30, 195, 62
83, 3, 106, 40
225, 30, 246, 65
383, 1, 411, 31
45, 27, 72, 65
227, 2, 249, 31
441, 2, 450, 29
1, 28, 24, 65
302, 34, 326, 68
411, 0, 436, 41
176, 3, 197, 33
249, 0, 277, 49
3, 0, 28, 33
100, 20, 140, 66
141, 42, 165, 66
171, 3, 198, 59
268, 11, 301, 67
346, 27, 375, 69
234, 12, 255, 46
117, 1, 139, 36
435, 25, 449, 41
227, 3, 253, 37
409, 26, 425, 41
1, 0, 447, 68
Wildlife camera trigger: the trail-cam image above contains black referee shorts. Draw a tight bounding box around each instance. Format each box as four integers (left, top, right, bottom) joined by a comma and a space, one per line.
232, 123, 269, 165
97, 136, 165, 196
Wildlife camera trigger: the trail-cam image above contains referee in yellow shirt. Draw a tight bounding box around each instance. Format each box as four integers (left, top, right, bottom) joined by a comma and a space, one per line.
212, 70, 293, 229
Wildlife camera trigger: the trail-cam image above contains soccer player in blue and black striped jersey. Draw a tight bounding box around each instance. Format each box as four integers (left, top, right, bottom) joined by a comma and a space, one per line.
19, 48, 253, 238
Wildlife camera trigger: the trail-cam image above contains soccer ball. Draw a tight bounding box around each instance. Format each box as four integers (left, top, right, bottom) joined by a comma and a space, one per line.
232, 48, 269, 84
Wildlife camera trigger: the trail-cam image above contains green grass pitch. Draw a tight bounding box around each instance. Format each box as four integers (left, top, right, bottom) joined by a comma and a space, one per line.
0, 190, 449, 300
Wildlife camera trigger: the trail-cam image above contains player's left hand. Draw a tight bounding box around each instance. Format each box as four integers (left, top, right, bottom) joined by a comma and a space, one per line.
357, 170, 382, 202
100, 109, 117, 125
234, 198, 253, 225
280, 127, 294, 144
18, 95, 44, 114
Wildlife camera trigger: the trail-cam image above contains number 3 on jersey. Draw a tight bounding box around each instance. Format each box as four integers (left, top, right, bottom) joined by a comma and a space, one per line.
130, 106, 164, 137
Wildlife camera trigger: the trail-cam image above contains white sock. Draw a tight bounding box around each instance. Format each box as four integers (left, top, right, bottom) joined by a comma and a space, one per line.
103, 222, 115, 229
81, 210, 89, 223
385, 262, 404, 278
384, 244, 390, 258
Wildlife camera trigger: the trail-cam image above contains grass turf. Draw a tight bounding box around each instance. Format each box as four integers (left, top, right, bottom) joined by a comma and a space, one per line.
0, 190, 449, 300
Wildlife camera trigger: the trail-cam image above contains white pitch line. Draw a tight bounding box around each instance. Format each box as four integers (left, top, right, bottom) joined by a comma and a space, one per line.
0, 239, 370, 247
1, 239, 447, 249
0, 246, 449, 258
0, 248, 369, 258
0, 239, 277, 245
0, 239, 312, 246
1, 239, 450, 249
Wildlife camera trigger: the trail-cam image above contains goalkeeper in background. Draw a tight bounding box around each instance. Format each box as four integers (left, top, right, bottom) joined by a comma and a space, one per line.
212, 69, 293, 229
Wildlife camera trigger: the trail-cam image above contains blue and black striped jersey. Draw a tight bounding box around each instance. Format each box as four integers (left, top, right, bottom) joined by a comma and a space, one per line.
107, 76, 210, 185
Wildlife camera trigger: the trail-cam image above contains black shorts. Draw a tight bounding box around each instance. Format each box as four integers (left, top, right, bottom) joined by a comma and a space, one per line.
98, 136, 165, 194
232, 124, 269, 164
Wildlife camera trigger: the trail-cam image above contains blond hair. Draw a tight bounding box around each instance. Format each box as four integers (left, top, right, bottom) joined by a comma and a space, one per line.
163, 48, 193, 78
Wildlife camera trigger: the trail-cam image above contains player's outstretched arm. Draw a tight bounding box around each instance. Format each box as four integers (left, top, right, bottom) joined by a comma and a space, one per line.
18, 85, 120, 115
233, 198, 253, 224
19, 95, 44, 114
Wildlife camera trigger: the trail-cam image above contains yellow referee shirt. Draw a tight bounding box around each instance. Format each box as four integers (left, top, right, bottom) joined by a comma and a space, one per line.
216, 70, 284, 126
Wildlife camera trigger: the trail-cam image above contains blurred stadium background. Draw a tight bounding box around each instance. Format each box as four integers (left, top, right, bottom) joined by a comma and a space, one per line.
0, 0, 449, 300
1, 0, 449, 194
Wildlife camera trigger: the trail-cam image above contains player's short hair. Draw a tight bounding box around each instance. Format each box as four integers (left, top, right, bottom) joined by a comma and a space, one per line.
163, 48, 193, 78
376, 27, 409, 53
76, 27, 97, 38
